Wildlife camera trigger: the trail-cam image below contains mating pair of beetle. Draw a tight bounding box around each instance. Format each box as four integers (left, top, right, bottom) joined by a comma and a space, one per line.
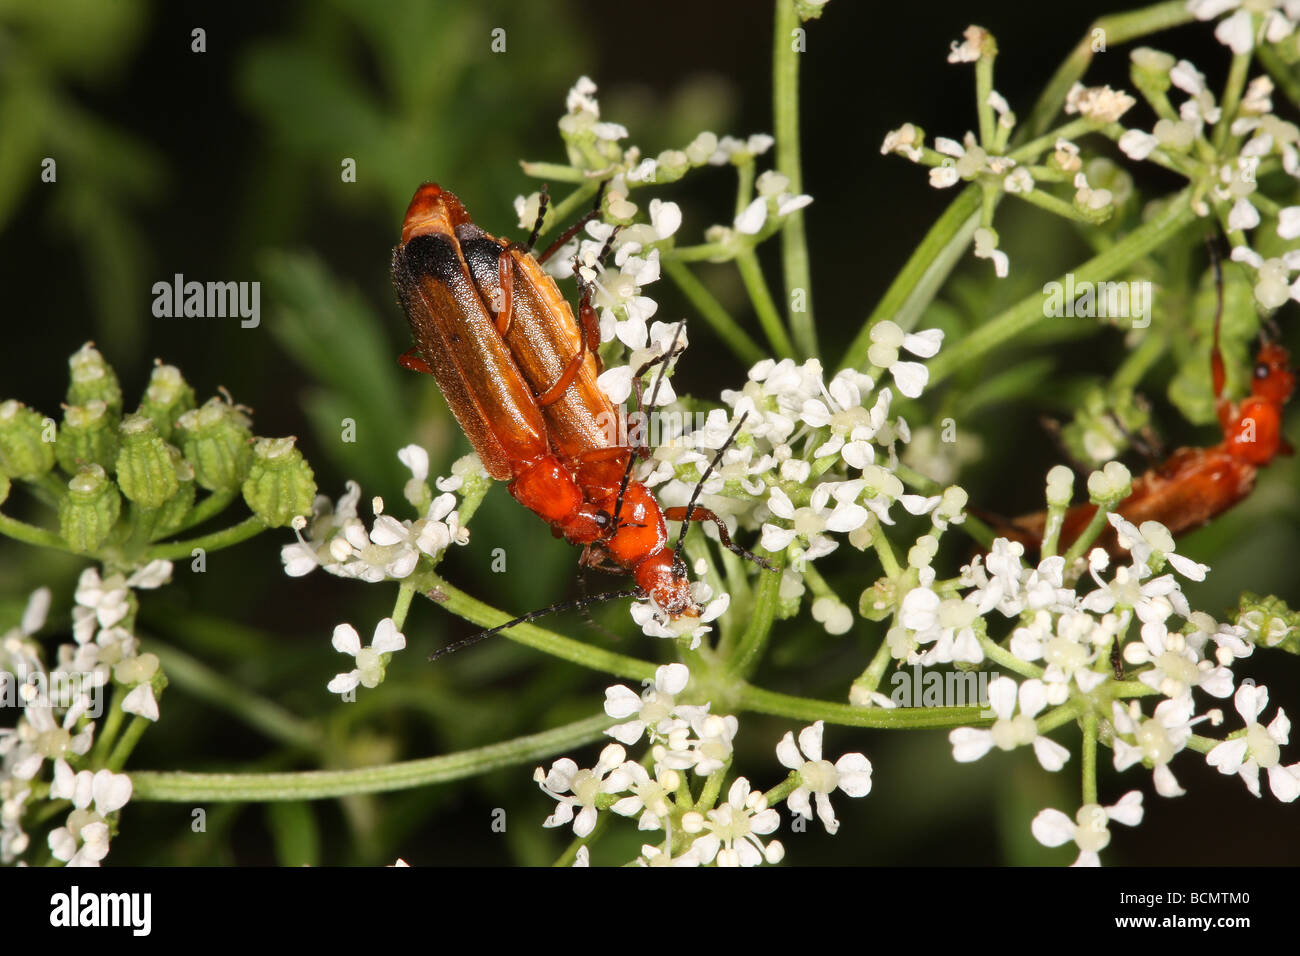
392, 181, 1296, 651
391, 183, 761, 649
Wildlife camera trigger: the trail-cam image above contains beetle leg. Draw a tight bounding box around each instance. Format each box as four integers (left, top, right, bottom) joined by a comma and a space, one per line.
397, 347, 433, 374
664, 505, 774, 570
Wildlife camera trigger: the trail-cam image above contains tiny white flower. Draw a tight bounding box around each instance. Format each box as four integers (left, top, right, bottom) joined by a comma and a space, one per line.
949, 677, 1069, 771
690, 777, 783, 867
1206, 683, 1299, 802
533, 743, 630, 838
326, 618, 406, 696
776, 721, 872, 834
1031, 791, 1144, 865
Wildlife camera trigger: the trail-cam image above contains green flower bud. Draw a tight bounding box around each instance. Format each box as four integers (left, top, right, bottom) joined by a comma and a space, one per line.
115, 414, 180, 508
174, 397, 253, 492
67, 343, 123, 414
56, 400, 120, 475
148, 449, 196, 540
242, 437, 316, 527
59, 464, 122, 553
0, 400, 56, 479
1129, 47, 1175, 96
138, 363, 196, 440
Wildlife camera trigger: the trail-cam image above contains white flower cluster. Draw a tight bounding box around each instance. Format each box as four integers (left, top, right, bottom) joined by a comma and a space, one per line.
282, 445, 471, 584
533, 663, 872, 865
617, 328, 958, 638
911, 509, 1298, 865
1, 562, 171, 865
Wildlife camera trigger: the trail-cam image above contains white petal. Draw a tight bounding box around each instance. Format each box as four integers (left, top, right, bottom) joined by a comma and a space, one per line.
121, 684, 159, 721
796, 721, 825, 762
734, 198, 768, 235
950, 727, 994, 762
397, 444, 429, 481
1228, 197, 1261, 232
91, 770, 133, 814
1033, 736, 1070, 771
834, 754, 873, 796
776, 731, 803, 770
891, 361, 929, 398
1030, 808, 1075, 847
331, 623, 362, 656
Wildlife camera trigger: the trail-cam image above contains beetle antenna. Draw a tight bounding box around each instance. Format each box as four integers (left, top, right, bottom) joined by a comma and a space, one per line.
672, 412, 749, 562
535, 180, 611, 263
612, 320, 686, 526
430, 587, 641, 661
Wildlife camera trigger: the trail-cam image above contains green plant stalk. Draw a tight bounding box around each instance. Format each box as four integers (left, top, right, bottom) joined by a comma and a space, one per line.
173, 489, 237, 533
1021, 1, 1196, 139
148, 640, 322, 752
736, 248, 796, 359
390, 580, 416, 631
852, 634, 896, 698
1213, 49, 1254, 153
422, 573, 658, 681
925, 191, 1196, 386
662, 258, 765, 365
739, 682, 992, 729
0, 510, 69, 551
145, 514, 267, 561
1257, 43, 1300, 109
975, 48, 997, 149
89, 696, 126, 766
726, 549, 784, 678
518, 161, 587, 184
106, 714, 151, 773
978, 631, 1044, 679
128, 711, 615, 802
1081, 709, 1098, 805
1111, 330, 1166, 391
843, 185, 982, 370
1063, 502, 1114, 565
773, 0, 817, 359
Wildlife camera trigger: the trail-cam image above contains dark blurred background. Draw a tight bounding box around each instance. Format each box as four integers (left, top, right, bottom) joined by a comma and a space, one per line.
1, 0, 1296, 865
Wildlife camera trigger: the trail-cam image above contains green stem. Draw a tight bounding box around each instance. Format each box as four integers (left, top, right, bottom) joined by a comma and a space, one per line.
740, 682, 991, 729
149, 640, 322, 752
1111, 330, 1165, 391
978, 630, 1044, 679
1081, 709, 1098, 805
843, 186, 982, 370
662, 258, 765, 365
106, 714, 151, 772
1213, 50, 1254, 153
1020, 1, 1196, 139
727, 550, 784, 678
735, 249, 796, 359
174, 489, 236, 533
518, 162, 588, 184
1258, 44, 1300, 109
1062, 502, 1113, 565
128, 712, 613, 801
90, 696, 126, 765
144, 514, 267, 561
391, 580, 416, 631
925, 191, 1196, 387
773, 0, 817, 359
424, 574, 657, 681
0, 510, 70, 551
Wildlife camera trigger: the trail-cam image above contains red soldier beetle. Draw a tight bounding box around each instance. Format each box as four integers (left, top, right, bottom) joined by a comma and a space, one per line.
391, 183, 770, 653
994, 249, 1295, 557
